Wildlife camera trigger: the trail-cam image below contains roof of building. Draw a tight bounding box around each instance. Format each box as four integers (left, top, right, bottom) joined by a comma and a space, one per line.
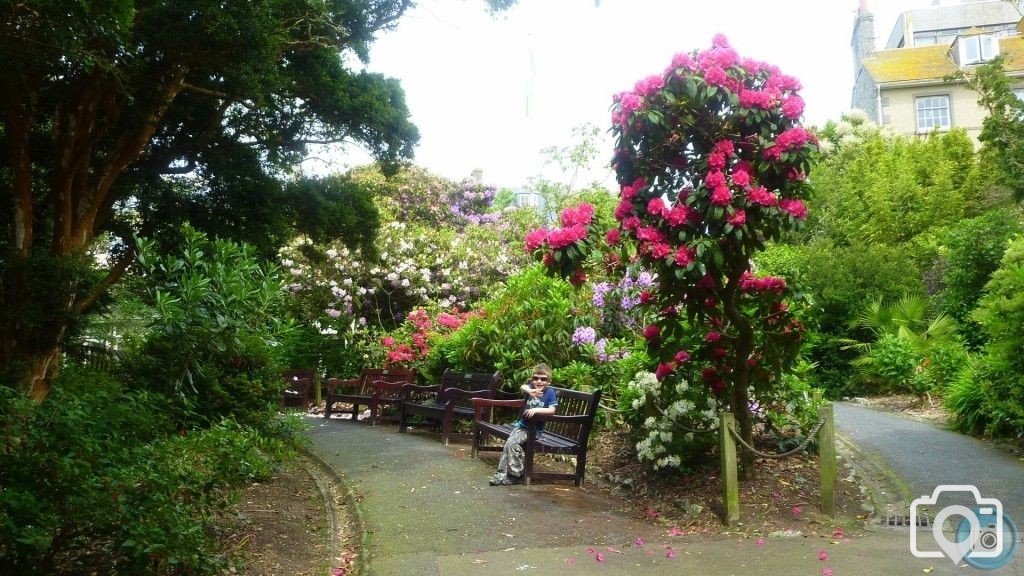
863, 35, 1024, 85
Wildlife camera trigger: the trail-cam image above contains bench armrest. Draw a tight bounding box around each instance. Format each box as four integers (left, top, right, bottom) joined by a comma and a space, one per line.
525, 413, 591, 424
471, 397, 523, 421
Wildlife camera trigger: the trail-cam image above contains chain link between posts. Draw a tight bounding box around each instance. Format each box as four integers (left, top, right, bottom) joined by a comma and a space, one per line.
727, 417, 827, 459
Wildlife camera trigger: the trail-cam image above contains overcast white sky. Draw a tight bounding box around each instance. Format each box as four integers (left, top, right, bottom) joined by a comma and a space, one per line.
313, 0, 953, 189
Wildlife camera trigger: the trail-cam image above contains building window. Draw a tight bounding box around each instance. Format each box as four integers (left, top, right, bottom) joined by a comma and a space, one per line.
916, 96, 951, 132
956, 34, 999, 66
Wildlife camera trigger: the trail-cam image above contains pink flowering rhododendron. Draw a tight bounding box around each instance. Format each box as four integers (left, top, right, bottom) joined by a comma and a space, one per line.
609, 35, 812, 474
524, 202, 603, 283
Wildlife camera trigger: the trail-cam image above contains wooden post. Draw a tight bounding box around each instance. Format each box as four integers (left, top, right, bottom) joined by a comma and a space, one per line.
719, 411, 740, 526
818, 401, 837, 518
314, 372, 322, 406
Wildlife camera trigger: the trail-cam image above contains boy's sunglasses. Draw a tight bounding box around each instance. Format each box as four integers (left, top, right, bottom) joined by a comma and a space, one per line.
532, 375, 550, 381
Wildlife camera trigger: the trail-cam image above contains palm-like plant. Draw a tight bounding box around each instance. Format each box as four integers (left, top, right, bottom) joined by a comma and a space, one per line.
840, 294, 960, 398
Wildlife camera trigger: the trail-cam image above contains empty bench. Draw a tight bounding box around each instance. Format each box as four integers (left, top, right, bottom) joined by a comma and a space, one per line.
398, 370, 501, 445
280, 368, 316, 409
324, 367, 415, 423
471, 387, 602, 486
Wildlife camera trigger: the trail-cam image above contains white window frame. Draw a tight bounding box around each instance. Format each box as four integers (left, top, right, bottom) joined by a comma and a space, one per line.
958, 34, 999, 66
915, 95, 951, 132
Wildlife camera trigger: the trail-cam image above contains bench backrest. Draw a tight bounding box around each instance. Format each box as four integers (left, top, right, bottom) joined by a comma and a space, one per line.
282, 368, 315, 383
438, 370, 501, 408
357, 367, 415, 394
546, 387, 602, 443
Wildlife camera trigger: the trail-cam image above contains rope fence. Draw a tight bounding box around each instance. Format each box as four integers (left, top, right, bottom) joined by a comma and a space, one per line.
719, 399, 837, 526
727, 417, 827, 459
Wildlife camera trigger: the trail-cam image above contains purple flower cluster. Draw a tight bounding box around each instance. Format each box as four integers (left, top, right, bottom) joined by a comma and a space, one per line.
572, 326, 597, 346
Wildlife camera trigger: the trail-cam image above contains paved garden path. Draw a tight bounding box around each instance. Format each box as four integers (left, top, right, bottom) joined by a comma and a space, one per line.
305, 414, 1024, 575
834, 402, 1024, 523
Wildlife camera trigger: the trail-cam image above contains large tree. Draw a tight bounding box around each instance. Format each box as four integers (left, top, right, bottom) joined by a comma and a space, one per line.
0, 0, 420, 399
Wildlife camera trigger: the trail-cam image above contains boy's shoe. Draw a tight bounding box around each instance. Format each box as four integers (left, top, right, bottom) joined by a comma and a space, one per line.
489, 474, 513, 486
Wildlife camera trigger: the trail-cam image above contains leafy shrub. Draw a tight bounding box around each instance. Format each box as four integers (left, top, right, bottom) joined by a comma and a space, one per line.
933, 209, 1023, 348
944, 362, 989, 435
0, 366, 296, 575
963, 235, 1024, 437
431, 264, 587, 388
127, 225, 290, 427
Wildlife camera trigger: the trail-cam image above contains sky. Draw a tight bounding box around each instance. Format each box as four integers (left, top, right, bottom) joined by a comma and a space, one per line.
311, 0, 947, 189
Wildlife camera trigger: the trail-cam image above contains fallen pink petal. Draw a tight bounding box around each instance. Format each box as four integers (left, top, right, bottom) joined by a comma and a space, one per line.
595, 552, 605, 562
607, 546, 623, 554
635, 536, 645, 546
587, 547, 596, 555
756, 538, 766, 546
818, 549, 828, 561
791, 505, 802, 516
666, 548, 676, 559
668, 527, 685, 536
822, 568, 834, 576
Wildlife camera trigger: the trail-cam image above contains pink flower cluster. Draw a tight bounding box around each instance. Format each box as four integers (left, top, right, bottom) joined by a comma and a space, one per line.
526, 203, 597, 253
382, 307, 476, 367
561, 203, 596, 227
739, 272, 787, 295
779, 198, 808, 220
763, 127, 817, 161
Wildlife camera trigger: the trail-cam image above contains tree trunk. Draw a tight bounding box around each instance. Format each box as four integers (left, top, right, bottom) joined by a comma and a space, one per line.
722, 260, 756, 481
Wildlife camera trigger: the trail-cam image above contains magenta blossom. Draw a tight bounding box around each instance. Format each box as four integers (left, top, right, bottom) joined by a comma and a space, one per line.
779, 198, 808, 220
746, 186, 778, 207
781, 95, 805, 119
710, 186, 732, 206
525, 228, 549, 252
655, 362, 675, 381
561, 203, 595, 227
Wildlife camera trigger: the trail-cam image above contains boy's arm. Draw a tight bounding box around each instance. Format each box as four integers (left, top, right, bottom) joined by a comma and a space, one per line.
523, 405, 556, 417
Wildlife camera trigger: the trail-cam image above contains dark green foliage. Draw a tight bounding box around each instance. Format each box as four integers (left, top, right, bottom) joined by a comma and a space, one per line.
126, 225, 291, 427
933, 209, 1024, 349
957, 56, 1024, 203
0, 366, 298, 574
0, 0, 419, 393
960, 235, 1024, 437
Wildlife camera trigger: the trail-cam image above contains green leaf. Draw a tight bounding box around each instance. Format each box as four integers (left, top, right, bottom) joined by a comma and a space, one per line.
686, 79, 697, 99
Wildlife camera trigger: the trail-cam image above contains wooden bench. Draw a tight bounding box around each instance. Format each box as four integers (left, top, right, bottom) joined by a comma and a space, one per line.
398, 370, 501, 445
324, 368, 415, 423
471, 387, 602, 486
280, 368, 316, 409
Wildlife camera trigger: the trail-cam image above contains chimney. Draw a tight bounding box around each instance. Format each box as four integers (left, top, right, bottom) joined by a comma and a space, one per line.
852, 0, 876, 77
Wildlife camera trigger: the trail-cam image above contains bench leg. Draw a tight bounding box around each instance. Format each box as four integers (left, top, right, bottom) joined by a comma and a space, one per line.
441, 416, 451, 446
523, 443, 535, 486
324, 399, 332, 419
398, 405, 407, 433
575, 451, 587, 487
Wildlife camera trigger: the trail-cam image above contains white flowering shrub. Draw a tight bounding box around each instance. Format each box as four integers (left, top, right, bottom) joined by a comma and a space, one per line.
277, 166, 543, 376
621, 371, 721, 470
